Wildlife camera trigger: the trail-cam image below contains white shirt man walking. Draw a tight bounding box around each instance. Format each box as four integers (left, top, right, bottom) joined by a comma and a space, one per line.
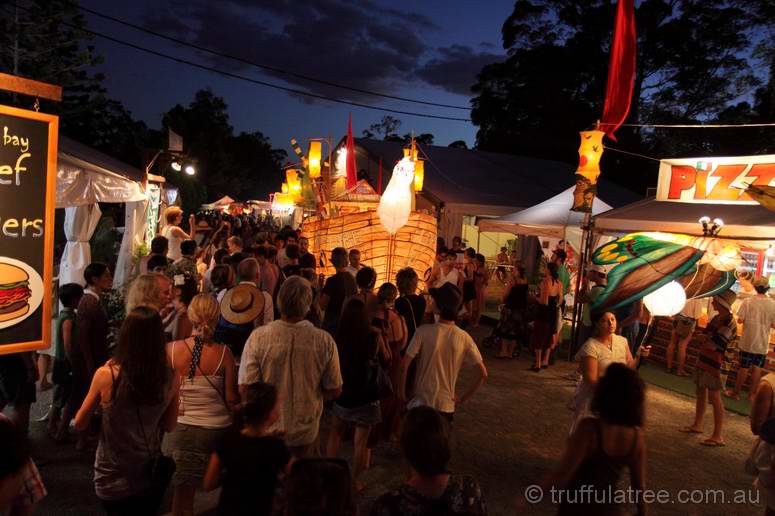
727, 276, 775, 401
396, 283, 488, 423
239, 276, 342, 457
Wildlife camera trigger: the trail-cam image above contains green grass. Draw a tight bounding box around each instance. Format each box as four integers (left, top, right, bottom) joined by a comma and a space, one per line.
638, 361, 751, 416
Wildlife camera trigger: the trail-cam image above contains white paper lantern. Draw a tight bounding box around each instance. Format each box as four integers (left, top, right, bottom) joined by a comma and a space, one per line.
377, 157, 415, 235
643, 281, 686, 317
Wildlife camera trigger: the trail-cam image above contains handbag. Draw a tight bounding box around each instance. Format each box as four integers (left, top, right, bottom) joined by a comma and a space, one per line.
365, 359, 393, 402
135, 405, 176, 488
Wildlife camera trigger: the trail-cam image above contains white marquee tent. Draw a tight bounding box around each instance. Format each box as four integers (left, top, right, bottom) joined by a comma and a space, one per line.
593, 197, 775, 248
477, 186, 614, 251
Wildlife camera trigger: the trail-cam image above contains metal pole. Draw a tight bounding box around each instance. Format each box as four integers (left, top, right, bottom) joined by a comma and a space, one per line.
569, 212, 593, 361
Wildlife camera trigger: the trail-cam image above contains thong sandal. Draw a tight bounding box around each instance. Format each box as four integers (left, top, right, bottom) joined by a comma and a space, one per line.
679, 427, 703, 434
700, 439, 726, 447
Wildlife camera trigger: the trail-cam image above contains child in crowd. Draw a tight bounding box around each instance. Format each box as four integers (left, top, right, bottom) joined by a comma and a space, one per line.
202, 382, 291, 516
49, 283, 84, 442
680, 289, 738, 447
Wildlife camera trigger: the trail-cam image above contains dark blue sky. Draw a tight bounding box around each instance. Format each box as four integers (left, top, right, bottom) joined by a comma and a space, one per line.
81, 0, 515, 158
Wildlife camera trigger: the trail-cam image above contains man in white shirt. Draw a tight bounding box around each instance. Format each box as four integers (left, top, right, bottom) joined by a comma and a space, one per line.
397, 283, 488, 422
727, 276, 775, 401
344, 249, 362, 277
239, 276, 342, 457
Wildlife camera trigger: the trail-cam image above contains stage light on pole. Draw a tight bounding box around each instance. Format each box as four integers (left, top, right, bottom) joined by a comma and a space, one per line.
184, 164, 196, 176
171, 160, 182, 172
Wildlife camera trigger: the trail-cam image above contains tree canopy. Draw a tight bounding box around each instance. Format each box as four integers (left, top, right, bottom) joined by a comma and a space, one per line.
471, 0, 775, 194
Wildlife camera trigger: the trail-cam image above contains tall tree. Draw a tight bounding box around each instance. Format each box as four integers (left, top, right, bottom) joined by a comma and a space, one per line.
162, 89, 286, 212
363, 116, 403, 140
0, 0, 148, 166
471, 0, 762, 194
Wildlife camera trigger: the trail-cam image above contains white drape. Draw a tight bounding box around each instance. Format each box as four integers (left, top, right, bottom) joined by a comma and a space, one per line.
59, 204, 102, 286
57, 154, 146, 207
113, 200, 149, 289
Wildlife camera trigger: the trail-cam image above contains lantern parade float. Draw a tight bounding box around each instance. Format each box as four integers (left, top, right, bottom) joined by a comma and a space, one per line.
275, 128, 437, 289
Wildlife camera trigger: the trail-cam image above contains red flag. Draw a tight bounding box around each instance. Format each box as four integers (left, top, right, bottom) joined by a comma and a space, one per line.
600, 0, 636, 140
346, 114, 357, 189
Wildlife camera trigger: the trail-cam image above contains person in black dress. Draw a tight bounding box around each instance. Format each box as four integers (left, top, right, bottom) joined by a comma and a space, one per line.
495, 264, 529, 358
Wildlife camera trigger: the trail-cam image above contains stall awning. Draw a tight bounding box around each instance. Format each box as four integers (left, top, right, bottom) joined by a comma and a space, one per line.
478, 187, 613, 238
593, 197, 775, 246
57, 136, 146, 207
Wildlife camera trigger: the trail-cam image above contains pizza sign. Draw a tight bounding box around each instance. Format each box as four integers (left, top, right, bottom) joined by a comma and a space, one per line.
656, 155, 775, 204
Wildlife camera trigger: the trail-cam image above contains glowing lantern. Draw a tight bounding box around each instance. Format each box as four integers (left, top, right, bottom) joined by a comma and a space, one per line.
692, 237, 743, 272
377, 157, 415, 234
286, 169, 303, 201
308, 141, 322, 179
414, 160, 424, 192
272, 192, 295, 213
572, 130, 605, 213
335, 148, 347, 177
281, 182, 289, 194
643, 281, 686, 317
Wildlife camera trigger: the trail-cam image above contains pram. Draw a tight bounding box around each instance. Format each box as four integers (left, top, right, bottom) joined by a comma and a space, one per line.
482, 297, 538, 357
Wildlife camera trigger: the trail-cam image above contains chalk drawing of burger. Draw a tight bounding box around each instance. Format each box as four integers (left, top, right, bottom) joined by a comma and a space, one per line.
0, 258, 43, 330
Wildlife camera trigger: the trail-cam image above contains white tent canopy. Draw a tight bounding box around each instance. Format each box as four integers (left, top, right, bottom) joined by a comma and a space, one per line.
477, 187, 613, 251
56, 137, 147, 289
201, 195, 236, 210
593, 197, 775, 249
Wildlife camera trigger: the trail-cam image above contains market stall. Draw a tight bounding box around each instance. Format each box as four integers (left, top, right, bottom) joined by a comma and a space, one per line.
57, 136, 147, 288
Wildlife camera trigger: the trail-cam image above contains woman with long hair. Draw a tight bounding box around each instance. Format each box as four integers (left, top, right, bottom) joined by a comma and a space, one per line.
471, 253, 489, 327
161, 207, 196, 261
530, 262, 563, 371
370, 283, 408, 444
75, 307, 179, 515
326, 299, 390, 491
538, 363, 647, 516
126, 273, 173, 314
164, 294, 238, 516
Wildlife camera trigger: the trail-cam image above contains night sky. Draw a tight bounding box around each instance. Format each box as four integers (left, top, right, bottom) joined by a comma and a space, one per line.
81, 0, 515, 157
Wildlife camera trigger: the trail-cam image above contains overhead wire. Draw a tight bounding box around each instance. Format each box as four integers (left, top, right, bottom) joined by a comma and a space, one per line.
3, 2, 473, 122
603, 122, 775, 129
70, 3, 472, 111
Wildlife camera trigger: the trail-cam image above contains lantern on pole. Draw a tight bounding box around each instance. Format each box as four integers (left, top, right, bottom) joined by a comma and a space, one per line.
308, 141, 322, 179
286, 169, 303, 201
413, 160, 424, 192
571, 130, 604, 213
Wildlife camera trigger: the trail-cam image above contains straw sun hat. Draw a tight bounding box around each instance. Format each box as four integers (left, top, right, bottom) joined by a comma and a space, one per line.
220, 283, 265, 324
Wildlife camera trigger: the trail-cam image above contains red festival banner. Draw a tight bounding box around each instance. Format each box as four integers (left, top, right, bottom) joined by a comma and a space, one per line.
599, 0, 636, 140
656, 155, 775, 204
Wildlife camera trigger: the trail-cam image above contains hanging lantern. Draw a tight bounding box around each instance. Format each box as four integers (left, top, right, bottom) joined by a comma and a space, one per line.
643, 281, 686, 316
281, 182, 289, 194
286, 169, 303, 201
308, 141, 322, 179
414, 160, 424, 192
571, 130, 605, 213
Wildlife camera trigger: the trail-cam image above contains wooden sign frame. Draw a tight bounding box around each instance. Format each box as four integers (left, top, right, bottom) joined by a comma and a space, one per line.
0, 104, 58, 354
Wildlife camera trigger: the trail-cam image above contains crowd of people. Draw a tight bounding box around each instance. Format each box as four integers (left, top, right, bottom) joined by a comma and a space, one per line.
1, 206, 774, 516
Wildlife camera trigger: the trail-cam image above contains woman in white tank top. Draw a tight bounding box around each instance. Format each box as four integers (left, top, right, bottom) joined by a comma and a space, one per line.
161, 206, 195, 261
163, 294, 238, 516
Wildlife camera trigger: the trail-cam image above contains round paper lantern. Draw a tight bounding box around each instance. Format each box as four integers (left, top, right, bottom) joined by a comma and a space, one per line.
643, 281, 686, 317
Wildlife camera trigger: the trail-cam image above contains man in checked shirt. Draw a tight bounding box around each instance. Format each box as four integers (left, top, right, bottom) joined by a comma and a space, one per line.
0, 414, 46, 516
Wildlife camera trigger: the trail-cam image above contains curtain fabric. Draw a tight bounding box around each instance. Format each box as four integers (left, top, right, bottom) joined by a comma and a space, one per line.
57, 157, 146, 207
113, 200, 149, 289
599, 0, 637, 140
59, 204, 102, 286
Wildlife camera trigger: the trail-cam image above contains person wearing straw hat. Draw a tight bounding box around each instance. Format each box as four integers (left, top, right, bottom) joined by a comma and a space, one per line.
216, 259, 273, 360
727, 276, 775, 401
680, 288, 738, 447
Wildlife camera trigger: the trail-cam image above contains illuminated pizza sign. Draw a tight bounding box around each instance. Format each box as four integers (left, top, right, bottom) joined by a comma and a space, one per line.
656, 155, 775, 204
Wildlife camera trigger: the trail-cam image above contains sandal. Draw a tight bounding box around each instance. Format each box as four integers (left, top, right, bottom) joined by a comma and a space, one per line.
676, 371, 692, 377
700, 438, 726, 447
530, 366, 542, 372
679, 427, 703, 434
724, 390, 740, 401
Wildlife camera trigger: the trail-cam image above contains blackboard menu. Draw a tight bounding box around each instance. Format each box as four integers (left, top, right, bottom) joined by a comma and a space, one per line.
0, 105, 57, 354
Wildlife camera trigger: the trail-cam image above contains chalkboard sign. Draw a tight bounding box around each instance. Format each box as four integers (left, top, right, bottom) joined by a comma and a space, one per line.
0, 105, 57, 354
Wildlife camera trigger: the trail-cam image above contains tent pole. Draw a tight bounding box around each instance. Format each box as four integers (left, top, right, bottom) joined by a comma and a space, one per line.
569, 212, 594, 361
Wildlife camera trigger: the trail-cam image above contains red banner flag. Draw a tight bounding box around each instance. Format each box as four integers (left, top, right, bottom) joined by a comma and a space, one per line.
346, 114, 357, 189
600, 0, 636, 140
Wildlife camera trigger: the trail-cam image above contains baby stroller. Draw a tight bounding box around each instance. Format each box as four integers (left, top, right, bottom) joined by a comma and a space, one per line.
482, 297, 538, 358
